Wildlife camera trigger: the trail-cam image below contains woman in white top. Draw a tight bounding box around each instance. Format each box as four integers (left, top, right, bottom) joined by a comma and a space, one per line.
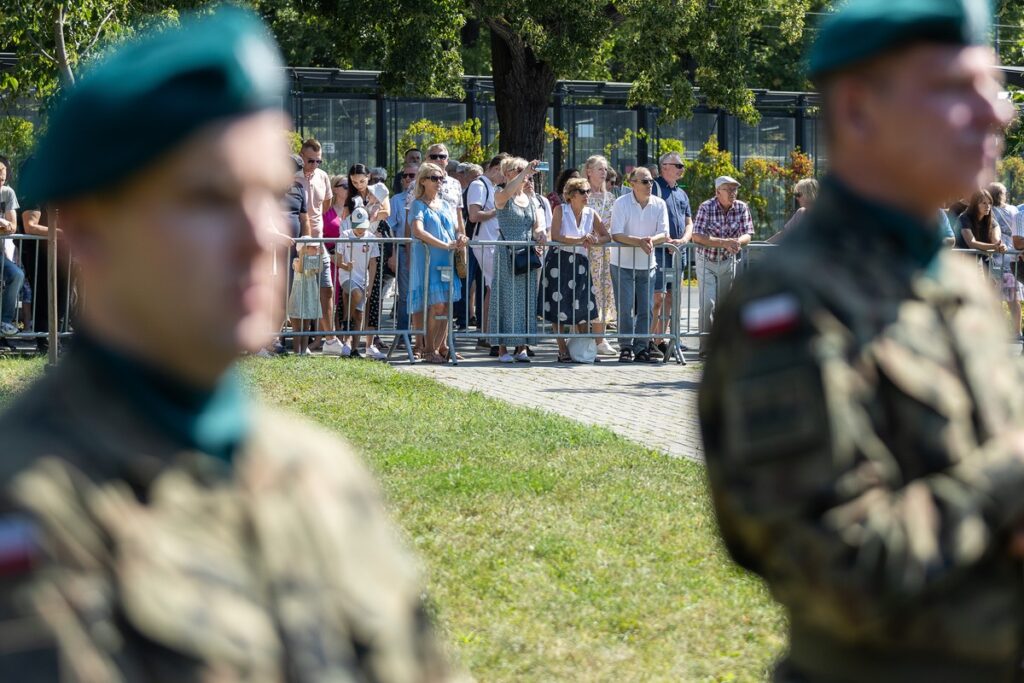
543, 177, 611, 362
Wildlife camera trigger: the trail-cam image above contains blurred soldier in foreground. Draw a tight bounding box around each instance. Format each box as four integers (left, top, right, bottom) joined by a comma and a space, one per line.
0, 9, 453, 682
699, 0, 1022, 681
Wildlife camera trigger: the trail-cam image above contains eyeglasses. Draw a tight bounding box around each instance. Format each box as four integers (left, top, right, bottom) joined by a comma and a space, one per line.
636, 178, 653, 186
401, 173, 417, 179
576, 189, 591, 195
719, 186, 739, 194
662, 162, 684, 169
429, 153, 448, 160
304, 158, 322, 165
425, 176, 443, 183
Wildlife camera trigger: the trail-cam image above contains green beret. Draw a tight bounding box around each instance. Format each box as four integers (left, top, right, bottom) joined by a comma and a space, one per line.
21, 7, 285, 205
807, 0, 991, 81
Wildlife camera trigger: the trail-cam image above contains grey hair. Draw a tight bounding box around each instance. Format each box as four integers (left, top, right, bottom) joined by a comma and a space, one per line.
659, 151, 683, 165
988, 182, 1008, 205
370, 167, 387, 179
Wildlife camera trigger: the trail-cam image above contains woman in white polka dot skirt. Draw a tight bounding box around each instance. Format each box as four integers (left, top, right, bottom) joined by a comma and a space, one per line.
543, 176, 611, 362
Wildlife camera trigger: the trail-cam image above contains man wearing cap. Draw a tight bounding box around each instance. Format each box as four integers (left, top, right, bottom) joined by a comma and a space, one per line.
691, 175, 753, 357
0, 9, 454, 681
699, 0, 1021, 681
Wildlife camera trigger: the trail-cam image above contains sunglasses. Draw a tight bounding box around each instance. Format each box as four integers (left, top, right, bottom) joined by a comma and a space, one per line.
401, 173, 417, 179
333, 183, 347, 189
425, 175, 443, 183
636, 178, 653, 185
429, 153, 449, 160
576, 188, 591, 195
305, 158, 323, 165
662, 163, 684, 169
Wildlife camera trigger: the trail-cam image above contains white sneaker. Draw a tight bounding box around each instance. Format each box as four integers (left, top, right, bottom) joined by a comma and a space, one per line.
322, 338, 345, 356
514, 350, 530, 363
596, 341, 618, 356
498, 353, 515, 363
301, 348, 313, 356
0, 322, 17, 337
255, 348, 273, 358
366, 345, 387, 361
340, 342, 352, 357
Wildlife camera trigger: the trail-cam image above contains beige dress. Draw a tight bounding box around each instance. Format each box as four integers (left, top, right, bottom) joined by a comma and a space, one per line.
587, 190, 617, 326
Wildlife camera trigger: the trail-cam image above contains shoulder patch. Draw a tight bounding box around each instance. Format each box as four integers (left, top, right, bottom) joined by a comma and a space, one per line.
740, 293, 800, 338
0, 515, 40, 577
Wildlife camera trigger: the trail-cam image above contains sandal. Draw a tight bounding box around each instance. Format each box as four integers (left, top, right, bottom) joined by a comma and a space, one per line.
425, 353, 447, 364
557, 353, 572, 363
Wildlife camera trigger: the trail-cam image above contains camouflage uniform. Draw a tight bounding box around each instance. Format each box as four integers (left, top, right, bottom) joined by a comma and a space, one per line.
0, 345, 454, 682
699, 178, 1024, 682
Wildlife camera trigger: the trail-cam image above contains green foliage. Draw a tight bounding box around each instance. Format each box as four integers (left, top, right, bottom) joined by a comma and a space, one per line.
603, 128, 648, 160
395, 118, 496, 176
684, 136, 739, 208
284, 129, 303, 155
0, 117, 36, 177
655, 137, 685, 158
999, 156, 1024, 205
741, 157, 774, 231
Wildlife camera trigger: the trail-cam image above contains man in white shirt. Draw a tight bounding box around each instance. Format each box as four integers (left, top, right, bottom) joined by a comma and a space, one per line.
294, 138, 343, 353
467, 154, 507, 346
610, 166, 670, 363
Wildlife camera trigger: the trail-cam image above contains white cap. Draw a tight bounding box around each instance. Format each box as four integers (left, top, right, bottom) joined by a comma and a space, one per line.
351, 207, 370, 230
715, 175, 741, 189
370, 182, 389, 202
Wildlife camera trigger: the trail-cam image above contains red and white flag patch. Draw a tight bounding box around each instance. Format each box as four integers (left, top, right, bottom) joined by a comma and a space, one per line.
0, 515, 39, 577
741, 293, 800, 338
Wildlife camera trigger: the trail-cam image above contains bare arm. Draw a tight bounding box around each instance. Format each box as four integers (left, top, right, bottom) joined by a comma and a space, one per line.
22, 210, 49, 237
411, 218, 453, 251
591, 213, 611, 244
961, 228, 1001, 252
495, 162, 536, 209
0, 209, 15, 235
468, 204, 496, 223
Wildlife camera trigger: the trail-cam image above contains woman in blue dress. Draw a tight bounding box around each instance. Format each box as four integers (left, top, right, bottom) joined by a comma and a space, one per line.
490, 157, 549, 363
408, 162, 467, 363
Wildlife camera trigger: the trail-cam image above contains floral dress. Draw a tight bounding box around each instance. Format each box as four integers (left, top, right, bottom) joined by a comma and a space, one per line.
489, 196, 539, 347
587, 190, 617, 326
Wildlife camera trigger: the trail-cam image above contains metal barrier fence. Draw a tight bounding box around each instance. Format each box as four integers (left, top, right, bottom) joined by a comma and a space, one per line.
0, 234, 75, 347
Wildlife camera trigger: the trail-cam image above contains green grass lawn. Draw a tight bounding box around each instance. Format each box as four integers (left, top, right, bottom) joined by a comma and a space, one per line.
0, 356, 784, 682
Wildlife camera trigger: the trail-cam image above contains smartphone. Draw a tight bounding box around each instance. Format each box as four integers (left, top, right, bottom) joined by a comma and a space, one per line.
535, 161, 550, 173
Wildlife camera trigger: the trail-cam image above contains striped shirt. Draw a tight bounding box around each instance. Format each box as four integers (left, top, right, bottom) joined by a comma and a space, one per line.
693, 198, 754, 262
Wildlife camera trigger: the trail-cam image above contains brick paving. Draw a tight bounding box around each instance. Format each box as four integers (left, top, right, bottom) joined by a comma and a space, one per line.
395, 337, 706, 463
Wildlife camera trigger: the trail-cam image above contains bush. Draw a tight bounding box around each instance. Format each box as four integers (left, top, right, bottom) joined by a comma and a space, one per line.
396, 118, 495, 178
683, 136, 739, 207
0, 117, 36, 183
999, 156, 1024, 205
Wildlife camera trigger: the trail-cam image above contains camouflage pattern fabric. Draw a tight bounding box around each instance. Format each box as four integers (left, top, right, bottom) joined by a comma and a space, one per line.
0, 349, 457, 683
699, 178, 1024, 683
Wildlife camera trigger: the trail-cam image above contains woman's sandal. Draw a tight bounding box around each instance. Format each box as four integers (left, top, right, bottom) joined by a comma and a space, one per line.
425, 352, 447, 364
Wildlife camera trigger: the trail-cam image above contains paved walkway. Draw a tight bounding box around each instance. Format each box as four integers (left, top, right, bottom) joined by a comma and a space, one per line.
396, 339, 706, 463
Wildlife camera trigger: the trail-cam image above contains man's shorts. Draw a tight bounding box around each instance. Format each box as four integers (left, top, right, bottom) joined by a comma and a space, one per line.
339, 278, 367, 311
654, 248, 674, 292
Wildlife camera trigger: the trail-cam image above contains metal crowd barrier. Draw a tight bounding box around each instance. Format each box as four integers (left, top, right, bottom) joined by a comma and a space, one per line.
272, 235, 429, 362
0, 234, 76, 347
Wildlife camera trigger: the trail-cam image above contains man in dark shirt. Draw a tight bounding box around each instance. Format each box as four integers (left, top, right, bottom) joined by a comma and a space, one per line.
651, 151, 693, 359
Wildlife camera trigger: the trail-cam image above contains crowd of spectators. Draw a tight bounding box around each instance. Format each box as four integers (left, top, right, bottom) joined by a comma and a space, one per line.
3, 144, 1024, 360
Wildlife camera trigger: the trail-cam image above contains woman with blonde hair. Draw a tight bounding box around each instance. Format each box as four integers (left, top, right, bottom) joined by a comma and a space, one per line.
769, 178, 819, 243
584, 154, 618, 356
408, 163, 467, 362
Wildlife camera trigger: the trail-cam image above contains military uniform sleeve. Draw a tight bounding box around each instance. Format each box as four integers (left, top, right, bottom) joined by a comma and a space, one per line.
699, 275, 1024, 635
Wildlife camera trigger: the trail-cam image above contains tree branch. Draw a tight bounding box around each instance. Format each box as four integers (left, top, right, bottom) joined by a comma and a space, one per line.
81, 9, 116, 58
24, 29, 57, 64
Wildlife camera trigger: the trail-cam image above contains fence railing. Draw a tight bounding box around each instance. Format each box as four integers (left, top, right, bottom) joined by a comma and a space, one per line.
5, 232, 1021, 360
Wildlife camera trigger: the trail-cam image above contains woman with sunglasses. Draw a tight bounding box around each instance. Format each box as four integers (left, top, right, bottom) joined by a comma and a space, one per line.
340, 163, 391, 360
769, 177, 819, 242
408, 163, 467, 363
544, 177, 610, 362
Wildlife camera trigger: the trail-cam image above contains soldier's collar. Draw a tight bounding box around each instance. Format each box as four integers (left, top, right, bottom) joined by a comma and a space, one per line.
822, 176, 943, 269
71, 332, 250, 466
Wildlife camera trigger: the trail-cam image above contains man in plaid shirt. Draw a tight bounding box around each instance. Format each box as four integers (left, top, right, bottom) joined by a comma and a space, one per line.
692, 176, 754, 356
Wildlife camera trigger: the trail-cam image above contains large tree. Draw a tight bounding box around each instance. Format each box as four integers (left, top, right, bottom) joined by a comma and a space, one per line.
314, 0, 813, 160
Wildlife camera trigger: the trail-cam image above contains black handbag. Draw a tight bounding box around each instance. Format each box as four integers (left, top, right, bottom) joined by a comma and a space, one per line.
500, 197, 542, 276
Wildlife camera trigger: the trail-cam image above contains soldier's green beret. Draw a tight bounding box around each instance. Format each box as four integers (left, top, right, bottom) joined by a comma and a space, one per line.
807, 0, 992, 81
21, 7, 285, 205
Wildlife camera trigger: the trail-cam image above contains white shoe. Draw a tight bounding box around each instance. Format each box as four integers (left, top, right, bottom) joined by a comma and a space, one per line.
367, 345, 387, 361
301, 348, 313, 356
340, 342, 352, 357
514, 350, 530, 363
499, 353, 515, 363
596, 341, 618, 356
0, 322, 17, 337
255, 348, 273, 358
322, 338, 345, 356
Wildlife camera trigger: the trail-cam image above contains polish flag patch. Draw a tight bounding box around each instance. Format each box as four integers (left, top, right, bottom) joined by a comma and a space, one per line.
741, 293, 801, 338
0, 516, 39, 577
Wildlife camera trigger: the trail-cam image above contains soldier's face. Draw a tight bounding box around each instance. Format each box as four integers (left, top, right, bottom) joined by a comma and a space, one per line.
849, 45, 1012, 208
68, 111, 293, 385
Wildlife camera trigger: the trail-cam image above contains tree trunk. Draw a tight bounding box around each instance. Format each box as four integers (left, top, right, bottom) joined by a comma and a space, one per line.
487, 21, 556, 161
54, 4, 75, 87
